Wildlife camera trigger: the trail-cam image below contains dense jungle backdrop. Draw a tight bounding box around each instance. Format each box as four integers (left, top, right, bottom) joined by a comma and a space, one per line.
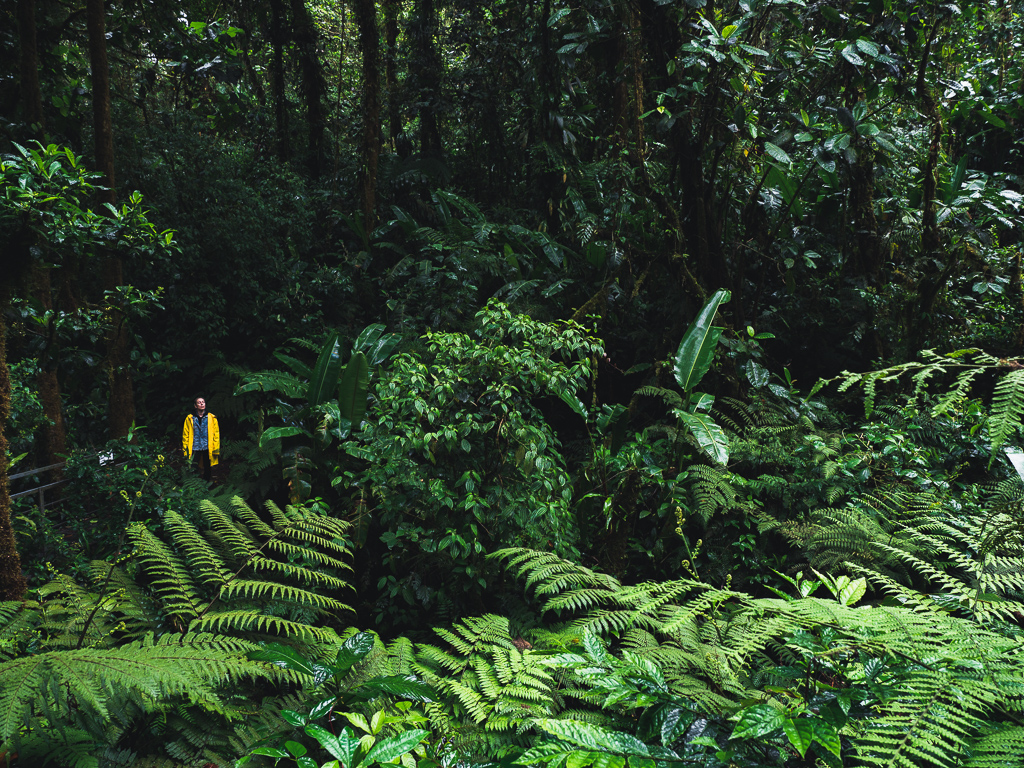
2, 0, 1024, 765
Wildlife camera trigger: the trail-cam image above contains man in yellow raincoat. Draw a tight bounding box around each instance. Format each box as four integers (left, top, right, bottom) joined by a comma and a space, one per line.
182, 396, 220, 482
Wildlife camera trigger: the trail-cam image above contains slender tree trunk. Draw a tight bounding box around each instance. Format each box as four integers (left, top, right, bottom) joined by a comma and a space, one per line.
18, 0, 44, 136
0, 285, 28, 602
290, 0, 326, 177
608, 0, 644, 160
384, 0, 401, 150
270, 0, 291, 161
30, 267, 68, 470
535, 0, 564, 232
21, 0, 66, 468
413, 0, 442, 158
354, 0, 381, 235
87, 0, 134, 439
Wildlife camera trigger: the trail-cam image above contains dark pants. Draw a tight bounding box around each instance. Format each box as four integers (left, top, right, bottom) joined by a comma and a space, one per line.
193, 450, 212, 482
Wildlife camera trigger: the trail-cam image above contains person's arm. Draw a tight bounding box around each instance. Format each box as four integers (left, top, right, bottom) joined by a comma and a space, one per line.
182, 416, 192, 459
210, 414, 220, 465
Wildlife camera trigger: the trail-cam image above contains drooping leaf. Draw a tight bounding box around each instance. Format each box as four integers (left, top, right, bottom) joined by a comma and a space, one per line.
676, 410, 729, 465
306, 724, 359, 766
308, 334, 344, 408
731, 703, 785, 740
355, 324, 401, 366
335, 632, 375, 673
534, 719, 651, 757
673, 289, 731, 392
338, 352, 370, 427
763, 142, 791, 165
249, 643, 325, 679
357, 675, 436, 702
259, 426, 308, 448
359, 729, 430, 767
782, 717, 815, 758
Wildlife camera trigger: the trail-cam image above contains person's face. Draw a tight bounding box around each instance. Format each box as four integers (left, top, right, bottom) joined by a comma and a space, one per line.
195, 398, 206, 412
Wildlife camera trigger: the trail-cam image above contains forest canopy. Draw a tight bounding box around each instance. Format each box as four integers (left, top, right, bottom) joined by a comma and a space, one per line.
2, 0, 1024, 766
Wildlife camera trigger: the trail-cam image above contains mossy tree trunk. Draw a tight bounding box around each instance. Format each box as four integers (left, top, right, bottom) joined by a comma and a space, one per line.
0, 286, 29, 602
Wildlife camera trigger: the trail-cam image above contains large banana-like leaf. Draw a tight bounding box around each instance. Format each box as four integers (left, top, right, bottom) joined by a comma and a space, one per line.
675, 409, 729, 465
259, 425, 308, 448
354, 324, 401, 366
307, 334, 344, 408
673, 289, 731, 392
338, 352, 370, 427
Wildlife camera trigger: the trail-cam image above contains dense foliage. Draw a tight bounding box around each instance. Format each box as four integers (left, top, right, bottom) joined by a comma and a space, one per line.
2, 0, 1024, 765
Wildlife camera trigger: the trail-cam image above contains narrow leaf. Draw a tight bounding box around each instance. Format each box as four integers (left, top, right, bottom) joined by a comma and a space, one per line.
338, 352, 370, 426
308, 334, 344, 408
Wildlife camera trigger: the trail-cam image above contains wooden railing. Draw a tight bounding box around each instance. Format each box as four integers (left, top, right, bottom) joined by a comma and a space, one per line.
10, 462, 69, 512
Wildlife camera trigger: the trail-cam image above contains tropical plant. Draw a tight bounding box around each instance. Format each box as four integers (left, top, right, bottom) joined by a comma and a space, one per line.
339, 300, 602, 627
235, 324, 400, 502
639, 289, 732, 466
240, 631, 436, 768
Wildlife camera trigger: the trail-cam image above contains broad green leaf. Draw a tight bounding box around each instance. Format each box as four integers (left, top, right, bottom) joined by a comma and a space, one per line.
282, 710, 308, 727
838, 576, 867, 606
250, 643, 332, 683
746, 361, 770, 388
258, 425, 308, 448
308, 334, 344, 408
593, 753, 625, 768
782, 717, 814, 758
360, 729, 430, 767
676, 410, 729, 465
251, 747, 288, 758
355, 324, 401, 366
763, 142, 791, 165
358, 675, 437, 702
335, 632, 375, 673
811, 719, 842, 758
731, 703, 785, 740
943, 156, 969, 205
840, 44, 864, 66
307, 724, 359, 765
690, 392, 714, 412
354, 324, 384, 354
558, 390, 588, 420
673, 289, 731, 391
534, 719, 650, 757
855, 38, 879, 58
338, 352, 370, 426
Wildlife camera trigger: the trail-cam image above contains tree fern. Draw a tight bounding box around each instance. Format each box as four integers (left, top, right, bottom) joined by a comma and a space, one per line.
492, 547, 1024, 767
0, 495, 354, 765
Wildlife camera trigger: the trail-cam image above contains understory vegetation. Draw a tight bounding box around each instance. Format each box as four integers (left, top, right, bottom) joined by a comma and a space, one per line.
2, 0, 1024, 766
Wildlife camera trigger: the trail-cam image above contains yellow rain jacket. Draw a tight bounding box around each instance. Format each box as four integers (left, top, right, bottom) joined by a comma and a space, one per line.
182, 412, 221, 466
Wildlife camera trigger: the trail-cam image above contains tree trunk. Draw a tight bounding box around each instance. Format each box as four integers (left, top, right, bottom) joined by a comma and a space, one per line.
384, 0, 401, 150
30, 267, 67, 470
21, 0, 66, 468
354, 0, 381, 235
87, 0, 134, 439
290, 0, 326, 177
0, 285, 29, 602
270, 0, 291, 161
412, 0, 442, 158
18, 0, 44, 136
